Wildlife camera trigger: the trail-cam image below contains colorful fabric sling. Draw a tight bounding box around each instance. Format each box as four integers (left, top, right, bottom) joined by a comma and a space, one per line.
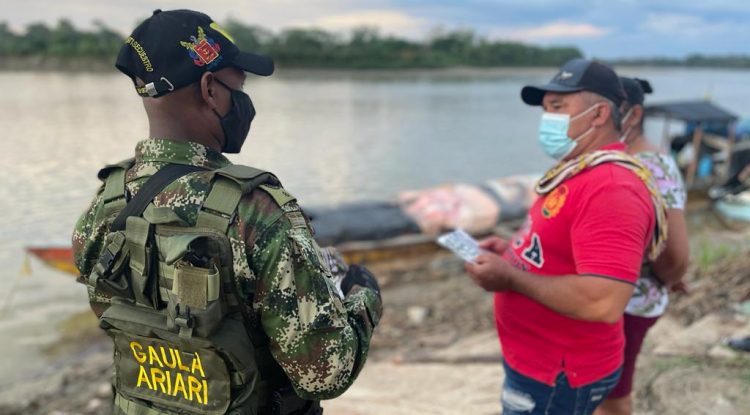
535, 150, 668, 261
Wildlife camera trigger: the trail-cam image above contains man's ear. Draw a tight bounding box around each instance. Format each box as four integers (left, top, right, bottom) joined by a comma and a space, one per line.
592, 102, 610, 128
199, 72, 219, 110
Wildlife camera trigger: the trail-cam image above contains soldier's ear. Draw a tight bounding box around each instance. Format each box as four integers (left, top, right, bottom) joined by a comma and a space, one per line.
199, 72, 220, 110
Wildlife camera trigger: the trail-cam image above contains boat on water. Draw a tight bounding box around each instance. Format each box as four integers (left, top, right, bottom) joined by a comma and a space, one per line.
26, 174, 539, 276
645, 99, 750, 227
28, 100, 750, 276
25, 247, 78, 276
714, 191, 750, 230
645, 100, 745, 190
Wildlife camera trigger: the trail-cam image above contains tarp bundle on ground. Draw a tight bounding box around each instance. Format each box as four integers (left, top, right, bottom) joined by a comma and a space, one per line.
309, 175, 539, 246
308, 202, 421, 246
25, 175, 540, 275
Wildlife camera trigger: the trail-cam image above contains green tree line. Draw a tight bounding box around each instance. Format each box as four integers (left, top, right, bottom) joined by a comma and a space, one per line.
0, 19, 582, 68
609, 54, 750, 69
2, 19, 748, 69
0, 20, 122, 59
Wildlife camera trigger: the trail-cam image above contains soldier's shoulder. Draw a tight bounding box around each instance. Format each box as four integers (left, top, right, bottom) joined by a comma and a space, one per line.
96, 158, 135, 181
242, 183, 302, 218
234, 171, 307, 234
257, 183, 297, 208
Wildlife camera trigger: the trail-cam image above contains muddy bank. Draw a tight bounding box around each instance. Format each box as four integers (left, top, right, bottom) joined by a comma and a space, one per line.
1, 227, 749, 414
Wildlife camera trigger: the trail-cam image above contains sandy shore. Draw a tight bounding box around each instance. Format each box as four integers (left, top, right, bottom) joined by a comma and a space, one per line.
1, 226, 749, 415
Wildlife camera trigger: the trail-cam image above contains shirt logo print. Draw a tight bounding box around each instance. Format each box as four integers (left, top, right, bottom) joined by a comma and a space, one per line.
542, 184, 568, 219
522, 233, 544, 268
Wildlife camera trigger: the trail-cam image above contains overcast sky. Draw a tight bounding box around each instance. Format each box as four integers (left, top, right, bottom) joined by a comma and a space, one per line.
3, 0, 748, 59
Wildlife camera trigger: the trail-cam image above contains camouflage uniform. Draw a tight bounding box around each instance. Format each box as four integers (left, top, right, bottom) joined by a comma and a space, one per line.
73, 138, 382, 400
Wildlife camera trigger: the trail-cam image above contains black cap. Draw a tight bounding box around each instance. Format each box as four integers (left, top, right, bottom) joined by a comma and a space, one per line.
116, 9, 274, 98
521, 59, 626, 107
620, 77, 653, 106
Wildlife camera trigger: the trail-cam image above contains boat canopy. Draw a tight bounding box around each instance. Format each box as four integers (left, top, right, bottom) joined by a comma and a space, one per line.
645, 100, 738, 123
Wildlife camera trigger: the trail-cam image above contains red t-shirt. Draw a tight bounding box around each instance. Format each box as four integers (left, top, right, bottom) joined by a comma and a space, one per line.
495, 143, 655, 387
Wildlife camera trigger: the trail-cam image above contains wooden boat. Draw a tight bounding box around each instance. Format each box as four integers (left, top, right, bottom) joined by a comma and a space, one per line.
714, 191, 750, 230
27, 175, 538, 277
25, 238, 444, 278
25, 247, 78, 276
645, 100, 741, 191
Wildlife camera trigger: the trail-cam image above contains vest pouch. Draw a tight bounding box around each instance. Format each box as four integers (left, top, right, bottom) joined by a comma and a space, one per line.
110, 330, 231, 415
92, 231, 134, 301
167, 261, 223, 338
126, 217, 160, 309
100, 302, 169, 337
217, 319, 257, 386
155, 227, 235, 339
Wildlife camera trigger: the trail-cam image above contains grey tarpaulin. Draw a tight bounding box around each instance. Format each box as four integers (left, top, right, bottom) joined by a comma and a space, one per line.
307, 202, 421, 246
645, 100, 738, 123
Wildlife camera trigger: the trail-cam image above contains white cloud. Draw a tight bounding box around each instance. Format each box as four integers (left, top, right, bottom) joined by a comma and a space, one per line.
641, 13, 726, 38
3, 1, 430, 39
2, 0, 371, 34
490, 21, 611, 41
2, 0, 747, 57
297, 10, 431, 38
312, 10, 424, 30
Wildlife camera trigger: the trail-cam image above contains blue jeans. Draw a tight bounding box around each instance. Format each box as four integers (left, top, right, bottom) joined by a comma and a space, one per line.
501, 361, 622, 415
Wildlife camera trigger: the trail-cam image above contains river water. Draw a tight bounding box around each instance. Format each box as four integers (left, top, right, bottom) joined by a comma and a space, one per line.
0, 67, 748, 384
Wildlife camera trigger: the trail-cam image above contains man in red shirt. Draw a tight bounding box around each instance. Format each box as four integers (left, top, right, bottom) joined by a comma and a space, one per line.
465, 59, 662, 415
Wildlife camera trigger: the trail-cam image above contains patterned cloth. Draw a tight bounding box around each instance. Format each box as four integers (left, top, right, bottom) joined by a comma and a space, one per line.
625, 152, 687, 318
535, 149, 668, 261
635, 152, 686, 210
320, 246, 348, 298
72, 138, 382, 400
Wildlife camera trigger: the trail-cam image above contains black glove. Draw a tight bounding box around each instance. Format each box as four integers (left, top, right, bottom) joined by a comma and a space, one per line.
726, 336, 750, 353
341, 264, 381, 298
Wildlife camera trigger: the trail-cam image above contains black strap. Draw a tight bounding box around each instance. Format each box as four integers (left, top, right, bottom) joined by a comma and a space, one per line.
110, 164, 208, 231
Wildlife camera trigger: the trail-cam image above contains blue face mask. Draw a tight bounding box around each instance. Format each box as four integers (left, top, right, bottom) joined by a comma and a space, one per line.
538, 104, 598, 160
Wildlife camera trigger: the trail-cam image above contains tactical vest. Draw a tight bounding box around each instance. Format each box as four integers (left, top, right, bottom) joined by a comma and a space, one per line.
87, 160, 287, 415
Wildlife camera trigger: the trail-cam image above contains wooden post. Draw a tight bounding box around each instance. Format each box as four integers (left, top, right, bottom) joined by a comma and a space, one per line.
686, 123, 704, 187
725, 121, 737, 180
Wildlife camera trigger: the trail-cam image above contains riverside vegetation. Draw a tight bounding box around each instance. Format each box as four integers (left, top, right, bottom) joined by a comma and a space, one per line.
2, 18, 748, 70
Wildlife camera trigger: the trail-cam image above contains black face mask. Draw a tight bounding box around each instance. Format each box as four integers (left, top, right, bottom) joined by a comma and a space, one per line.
213, 78, 255, 154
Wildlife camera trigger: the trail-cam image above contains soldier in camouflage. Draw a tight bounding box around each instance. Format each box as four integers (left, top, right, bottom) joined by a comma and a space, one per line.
72, 9, 382, 415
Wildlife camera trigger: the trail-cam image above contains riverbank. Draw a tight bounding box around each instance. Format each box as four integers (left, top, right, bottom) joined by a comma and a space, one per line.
3, 58, 750, 74
1, 220, 748, 414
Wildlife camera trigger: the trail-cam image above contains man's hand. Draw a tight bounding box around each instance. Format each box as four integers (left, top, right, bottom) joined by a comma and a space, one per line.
478, 236, 509, 255
464, 253, 514, 292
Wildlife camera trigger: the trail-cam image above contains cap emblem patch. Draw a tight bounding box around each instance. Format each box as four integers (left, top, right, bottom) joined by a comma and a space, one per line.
179, 26, 222, 68
558, 71, 573, 80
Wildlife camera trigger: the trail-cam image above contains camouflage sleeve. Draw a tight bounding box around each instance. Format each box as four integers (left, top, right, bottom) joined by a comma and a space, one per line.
71, 185, 119, 318
72, 185, 107, 283
250, 207, 382, 400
